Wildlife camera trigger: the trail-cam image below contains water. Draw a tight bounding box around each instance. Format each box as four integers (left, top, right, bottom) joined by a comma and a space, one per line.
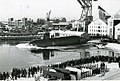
0, 41, 119, 72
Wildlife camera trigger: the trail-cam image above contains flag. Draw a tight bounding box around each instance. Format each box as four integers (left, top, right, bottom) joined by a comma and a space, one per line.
98, 6, 111, 23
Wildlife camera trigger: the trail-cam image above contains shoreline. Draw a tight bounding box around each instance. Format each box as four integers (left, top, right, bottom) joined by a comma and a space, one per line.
105, 43, 120, 52
85, 62, 120, 80
1, 55, 120, 81
5, 62, 120, 81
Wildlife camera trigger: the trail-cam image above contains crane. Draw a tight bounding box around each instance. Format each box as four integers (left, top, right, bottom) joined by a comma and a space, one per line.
46, 10, 51, 21
77, 0, 97, 32
45, 10, 52, 30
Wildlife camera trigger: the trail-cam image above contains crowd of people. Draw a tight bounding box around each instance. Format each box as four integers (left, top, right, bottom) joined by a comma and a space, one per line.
0, 66, 42, 81
0, 55, 119, 80
50, 55, 119, 68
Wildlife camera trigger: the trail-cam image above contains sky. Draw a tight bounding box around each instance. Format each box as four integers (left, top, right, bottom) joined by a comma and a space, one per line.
0, 0, 120, 21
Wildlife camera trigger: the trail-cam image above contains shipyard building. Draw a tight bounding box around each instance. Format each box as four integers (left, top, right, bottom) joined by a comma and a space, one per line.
88, 0, 111, 37
87, 0, 120, 40
108, 10, 120, 39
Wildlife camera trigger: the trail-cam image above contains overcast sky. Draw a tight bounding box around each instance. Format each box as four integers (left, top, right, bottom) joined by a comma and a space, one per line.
0, 0, 120, 21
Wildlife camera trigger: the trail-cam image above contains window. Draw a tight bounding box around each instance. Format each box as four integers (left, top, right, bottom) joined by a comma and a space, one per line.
110, 21, 113, 26
55, 33, 60, 36
98, 26, 100, 29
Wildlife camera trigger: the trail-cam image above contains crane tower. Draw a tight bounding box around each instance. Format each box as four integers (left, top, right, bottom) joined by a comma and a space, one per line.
77, 0, 98, 32
46, 10, 51, 21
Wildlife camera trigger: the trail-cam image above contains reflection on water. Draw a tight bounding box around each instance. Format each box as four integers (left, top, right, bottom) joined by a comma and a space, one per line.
30, 49, 54, 60
41, 50, 52, 60
30, 49, 91, 60
31, 47, 120, 61
0, 40, 29, 46
0, 40, 119, 72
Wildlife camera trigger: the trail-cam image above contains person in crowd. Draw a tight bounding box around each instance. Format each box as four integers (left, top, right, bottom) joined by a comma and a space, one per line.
28, 68, 31, 78
0, 72, 3, 80
31, 68, 35, 77
23, 69, 27, 77
100, 62, 105, 76
14, 69, 18, 80
6, 72, 9, 79
17, 69, 21, 78
11, 70, 14, 80
37, 66, 40, 72
3, 72, 6, 80
118, 61, 120, 68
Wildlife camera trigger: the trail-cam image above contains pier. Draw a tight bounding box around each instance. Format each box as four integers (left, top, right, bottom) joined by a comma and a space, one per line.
0, 34, 44, 41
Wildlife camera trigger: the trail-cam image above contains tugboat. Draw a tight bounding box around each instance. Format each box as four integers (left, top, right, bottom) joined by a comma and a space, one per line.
29, 30, 89, 47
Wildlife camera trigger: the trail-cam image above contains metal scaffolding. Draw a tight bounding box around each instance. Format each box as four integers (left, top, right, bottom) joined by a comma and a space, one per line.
77, 0, 97, 32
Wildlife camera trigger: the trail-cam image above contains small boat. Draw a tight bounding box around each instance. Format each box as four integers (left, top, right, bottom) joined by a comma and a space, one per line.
95, 42, 107, 49
87, 40, 101, 44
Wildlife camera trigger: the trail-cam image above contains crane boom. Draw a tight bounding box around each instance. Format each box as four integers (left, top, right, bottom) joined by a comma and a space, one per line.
82, 0, 89, 7
77, 0, 84, 8
48, 10, 51, 18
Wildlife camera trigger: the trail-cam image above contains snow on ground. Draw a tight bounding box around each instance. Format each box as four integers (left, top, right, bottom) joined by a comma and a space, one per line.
13, 78, 35, 81
85, 62, 120, 80
105, 43, 120, 52
16, 43, 41, 49
2, 62, 120, 81
3, 76, 48, 81
13, 77, 48, 81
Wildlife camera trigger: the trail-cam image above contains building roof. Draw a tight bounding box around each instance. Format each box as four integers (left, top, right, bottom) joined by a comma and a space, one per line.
50, 30, 85, 36
0, 22, 5, 28
115, 23, 120, 28
88, 18, 107, 26
114, 10, 120, 20
54, 68, 71, 74
52, 22, 69, 26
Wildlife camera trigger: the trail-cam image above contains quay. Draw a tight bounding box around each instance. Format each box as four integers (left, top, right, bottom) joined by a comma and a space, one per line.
0, 35, 43, 41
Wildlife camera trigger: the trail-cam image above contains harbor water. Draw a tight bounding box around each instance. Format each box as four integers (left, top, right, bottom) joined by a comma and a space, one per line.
0, 41, 120, 72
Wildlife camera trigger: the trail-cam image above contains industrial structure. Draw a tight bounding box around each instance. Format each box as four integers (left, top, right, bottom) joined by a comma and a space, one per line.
88, 18, 108, 37
108, 10, 120, 39
77, 0, 94, 32
76, 0, 112, 38
46, 10, 51, 21
77, 0, 111, 33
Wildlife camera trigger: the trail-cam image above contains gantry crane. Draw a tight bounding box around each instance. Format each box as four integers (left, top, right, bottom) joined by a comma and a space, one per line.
77, 0, 97, 32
